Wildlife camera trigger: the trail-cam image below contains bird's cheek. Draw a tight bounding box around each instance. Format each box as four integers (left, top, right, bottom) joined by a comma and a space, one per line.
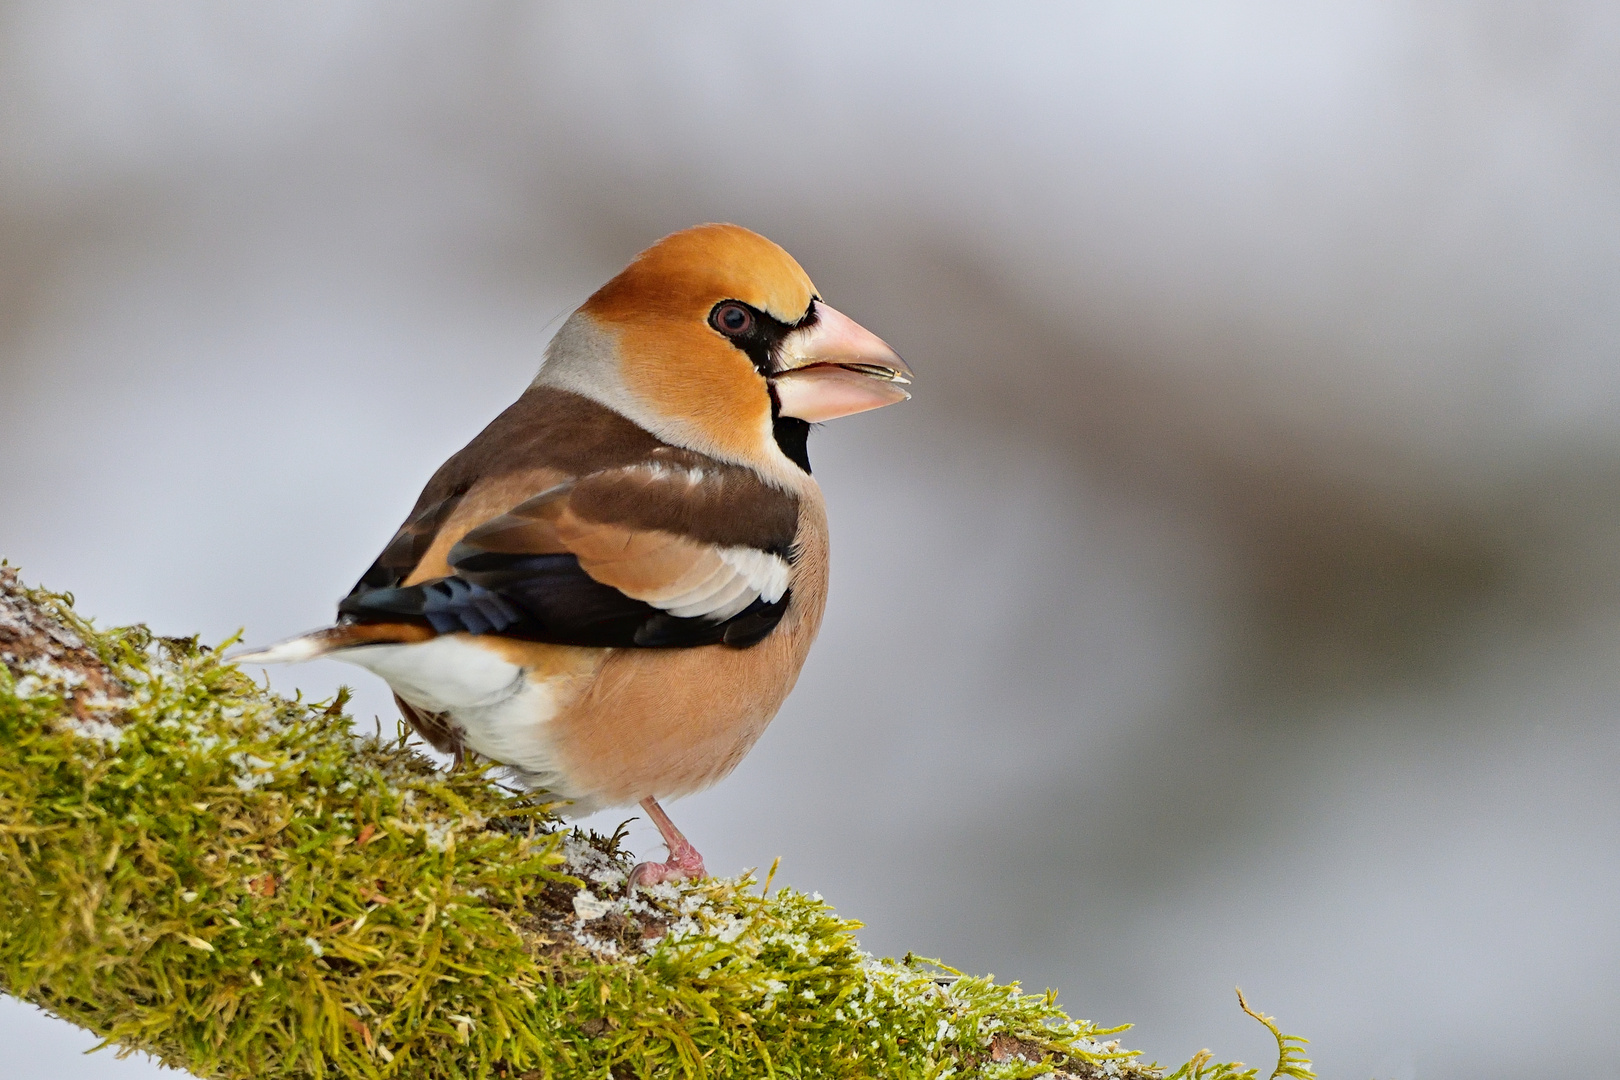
772, 366, 912, 423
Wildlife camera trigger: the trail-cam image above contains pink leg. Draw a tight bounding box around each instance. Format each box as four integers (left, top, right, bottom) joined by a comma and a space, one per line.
628, 797, 707, 888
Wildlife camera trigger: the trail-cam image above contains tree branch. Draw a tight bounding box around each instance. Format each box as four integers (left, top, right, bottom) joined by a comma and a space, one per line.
0, 564, 1266, 1079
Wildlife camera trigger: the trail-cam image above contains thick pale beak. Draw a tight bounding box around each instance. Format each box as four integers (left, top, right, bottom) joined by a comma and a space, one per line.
771, 301, 912, 422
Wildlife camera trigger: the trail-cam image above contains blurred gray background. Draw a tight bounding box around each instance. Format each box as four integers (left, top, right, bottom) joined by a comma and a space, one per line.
3, 4, 1619, 1077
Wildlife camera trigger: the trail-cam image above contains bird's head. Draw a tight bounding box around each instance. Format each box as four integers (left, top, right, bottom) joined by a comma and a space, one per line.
536, 223, 911, 483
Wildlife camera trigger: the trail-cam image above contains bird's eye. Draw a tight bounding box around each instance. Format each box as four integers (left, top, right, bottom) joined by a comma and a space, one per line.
711, 302, 754, 337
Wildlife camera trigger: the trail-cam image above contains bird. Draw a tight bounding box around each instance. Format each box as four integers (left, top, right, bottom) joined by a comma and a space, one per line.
232, 223, 911, 885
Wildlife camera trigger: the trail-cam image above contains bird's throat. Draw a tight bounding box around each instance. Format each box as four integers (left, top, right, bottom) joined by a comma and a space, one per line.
772, 414, 811, 474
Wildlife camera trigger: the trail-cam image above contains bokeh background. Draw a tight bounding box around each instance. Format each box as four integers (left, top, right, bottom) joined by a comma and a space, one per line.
4, 4, 1620, 1077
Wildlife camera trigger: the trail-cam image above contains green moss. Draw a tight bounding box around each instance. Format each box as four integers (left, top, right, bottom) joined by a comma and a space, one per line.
0, 567, 1305, 1079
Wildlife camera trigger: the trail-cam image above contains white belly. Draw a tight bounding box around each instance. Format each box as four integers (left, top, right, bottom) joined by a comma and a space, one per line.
336, 636, 580, 799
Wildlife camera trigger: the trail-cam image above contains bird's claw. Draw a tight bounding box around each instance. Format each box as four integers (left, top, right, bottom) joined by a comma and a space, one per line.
626, 796, 706, 891
628, 849, 706, 890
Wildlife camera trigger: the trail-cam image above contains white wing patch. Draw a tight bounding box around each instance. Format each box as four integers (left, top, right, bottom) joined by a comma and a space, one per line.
655, 546, 791, 621
626, 460, 707, 486
719, 546, 791, 604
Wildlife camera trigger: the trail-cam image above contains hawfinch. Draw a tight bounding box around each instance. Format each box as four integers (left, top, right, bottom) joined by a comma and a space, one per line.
235, 224, 911, 884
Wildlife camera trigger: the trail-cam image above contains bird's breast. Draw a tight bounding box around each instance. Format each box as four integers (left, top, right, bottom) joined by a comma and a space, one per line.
541, 489, 831, 806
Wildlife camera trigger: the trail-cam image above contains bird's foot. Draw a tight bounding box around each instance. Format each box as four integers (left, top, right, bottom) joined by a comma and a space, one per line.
628, 796, 707, 889
628, 845, 706, 888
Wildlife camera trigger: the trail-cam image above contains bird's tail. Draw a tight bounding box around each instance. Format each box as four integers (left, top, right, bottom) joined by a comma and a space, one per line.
229, 622, 433, 665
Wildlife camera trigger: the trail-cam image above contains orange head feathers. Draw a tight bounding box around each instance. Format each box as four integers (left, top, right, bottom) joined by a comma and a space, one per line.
536, 223, 910, 485
586, 223, 818, 329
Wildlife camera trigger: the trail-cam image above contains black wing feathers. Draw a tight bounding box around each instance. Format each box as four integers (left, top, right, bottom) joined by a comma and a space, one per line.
339, 552, 791, 649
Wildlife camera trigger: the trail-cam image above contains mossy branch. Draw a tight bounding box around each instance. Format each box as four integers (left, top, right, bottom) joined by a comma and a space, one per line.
0, 565, 1304, 1079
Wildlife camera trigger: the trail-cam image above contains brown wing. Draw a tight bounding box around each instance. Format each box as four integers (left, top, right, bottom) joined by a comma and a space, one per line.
340, 393, 800, 649
346, 386, 796, 593
451, 465, 792, 622
345, 385, 667, 596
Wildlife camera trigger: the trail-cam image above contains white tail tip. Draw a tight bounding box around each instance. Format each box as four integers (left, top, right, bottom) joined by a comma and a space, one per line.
228, 631, 332, 666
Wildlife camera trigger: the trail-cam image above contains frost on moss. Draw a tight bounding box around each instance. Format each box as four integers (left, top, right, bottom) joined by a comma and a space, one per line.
0, 566, 1299, 1080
